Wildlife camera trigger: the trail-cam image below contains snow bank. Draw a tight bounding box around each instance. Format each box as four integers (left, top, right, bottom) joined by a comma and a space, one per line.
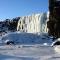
53, 45, 60, 54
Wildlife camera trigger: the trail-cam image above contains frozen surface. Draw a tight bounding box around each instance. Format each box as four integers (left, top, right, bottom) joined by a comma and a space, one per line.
0, 45, 60, 60
0, 32, 59, 60
1, 32, 53, 45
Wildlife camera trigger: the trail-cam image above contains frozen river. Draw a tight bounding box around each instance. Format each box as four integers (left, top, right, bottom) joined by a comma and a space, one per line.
0, 45, 60, 60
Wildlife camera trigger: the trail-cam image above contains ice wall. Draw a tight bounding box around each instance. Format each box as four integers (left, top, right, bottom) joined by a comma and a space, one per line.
17, 13, 48, 33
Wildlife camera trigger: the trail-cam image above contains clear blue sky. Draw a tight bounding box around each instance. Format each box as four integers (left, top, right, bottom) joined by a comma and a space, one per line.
0, 0, 48, 20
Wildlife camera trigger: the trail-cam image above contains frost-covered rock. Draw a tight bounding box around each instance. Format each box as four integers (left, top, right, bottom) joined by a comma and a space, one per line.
51, 38, 60, 46
4, 39, 14, 45
51, 38, 60, 53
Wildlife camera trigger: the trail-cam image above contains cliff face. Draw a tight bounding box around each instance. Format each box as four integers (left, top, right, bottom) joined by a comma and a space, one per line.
47, 0, 60, 38
17, 13, 48, 33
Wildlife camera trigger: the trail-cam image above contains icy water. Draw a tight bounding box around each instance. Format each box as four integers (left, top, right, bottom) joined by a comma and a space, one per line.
0, 45, 60, 60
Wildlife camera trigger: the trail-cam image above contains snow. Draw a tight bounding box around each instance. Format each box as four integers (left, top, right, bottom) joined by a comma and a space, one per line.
54, 45, 60, 54
51, 38, 60, 46
0, 32, 60, 60
4, 39, 10, 43
0, 45, 60, 60
1, 32, 53, 45
43, 43, 48, 46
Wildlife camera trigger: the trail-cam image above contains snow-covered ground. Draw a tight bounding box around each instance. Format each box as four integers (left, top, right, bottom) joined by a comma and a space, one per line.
0, 32, 60, 60
0, 45, 60, 60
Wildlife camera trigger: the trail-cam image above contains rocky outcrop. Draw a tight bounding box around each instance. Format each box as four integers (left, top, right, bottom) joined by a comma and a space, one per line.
48, 0, 60, 38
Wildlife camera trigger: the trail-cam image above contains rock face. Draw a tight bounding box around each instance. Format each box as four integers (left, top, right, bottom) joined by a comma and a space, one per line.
17, 13, 48, 33
47, 0, 60, 38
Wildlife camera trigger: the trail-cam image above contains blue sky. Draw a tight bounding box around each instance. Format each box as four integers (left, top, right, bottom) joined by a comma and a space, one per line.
0, 0, 48, 20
